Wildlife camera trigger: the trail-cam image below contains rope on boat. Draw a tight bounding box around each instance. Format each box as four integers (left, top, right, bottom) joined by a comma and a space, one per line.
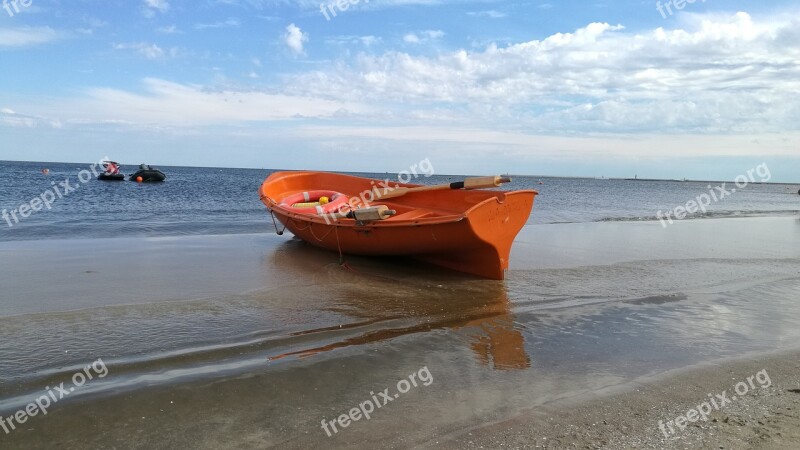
334, 226, 344, 265
290, 217, 335, 242
268, 209, 287, 235
272, 209, 355, 272
332, 226, 357, 272
308, 222, 335, 242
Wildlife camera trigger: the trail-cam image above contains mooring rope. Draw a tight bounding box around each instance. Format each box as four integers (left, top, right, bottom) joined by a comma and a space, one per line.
272, 209, 355, 271
268, 209, 287, 235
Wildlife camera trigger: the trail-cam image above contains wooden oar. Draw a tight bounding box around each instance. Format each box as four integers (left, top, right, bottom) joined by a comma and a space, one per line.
377, 176, 511, 200
321, 205, 396, 224
335, 205, 396, 221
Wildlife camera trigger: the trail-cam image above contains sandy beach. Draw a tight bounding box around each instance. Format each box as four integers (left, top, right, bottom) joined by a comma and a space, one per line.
434, 348, 800, 449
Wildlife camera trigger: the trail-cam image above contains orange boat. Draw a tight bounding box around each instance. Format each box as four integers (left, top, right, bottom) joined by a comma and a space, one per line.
259, 171, 537, 280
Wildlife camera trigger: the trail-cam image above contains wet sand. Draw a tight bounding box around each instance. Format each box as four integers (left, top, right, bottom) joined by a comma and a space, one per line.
1, 216, 799, 449
434, 348, 800, 449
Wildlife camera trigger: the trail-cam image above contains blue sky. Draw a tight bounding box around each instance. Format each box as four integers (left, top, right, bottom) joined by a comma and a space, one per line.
1, 0, 799, 181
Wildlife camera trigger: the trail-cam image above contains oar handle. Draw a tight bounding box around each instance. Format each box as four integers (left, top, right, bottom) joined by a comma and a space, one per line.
457, 176, 512, 190
417, 176, 512, 191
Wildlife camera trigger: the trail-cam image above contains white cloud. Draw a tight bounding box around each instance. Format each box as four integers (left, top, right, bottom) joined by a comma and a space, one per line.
142, 0, 169, 18
194, 18, 240, 30
292, 125, 800, 159
6, 78, 373, 127
216, 0, 473, 11
284, 23, 307, 56
4, 9, 800, 167
113, 42, 172, 60
403, 34, 420, 44
326, 35, 382, 46
403, 30, 445, 44
466, 10, 506, 18
0, 108, 60, 128
359, 36, 381, 46
0, 27, 61, 48
285, 12, 800, 134
157, 25, 181, 34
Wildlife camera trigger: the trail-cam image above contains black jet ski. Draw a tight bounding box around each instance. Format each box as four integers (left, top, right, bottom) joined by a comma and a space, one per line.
98, 161, 125, 181
130, 164, 166, 182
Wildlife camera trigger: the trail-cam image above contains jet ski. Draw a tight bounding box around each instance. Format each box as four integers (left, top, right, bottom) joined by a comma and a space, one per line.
98, 161, 125, 181
130, 164, 166, 182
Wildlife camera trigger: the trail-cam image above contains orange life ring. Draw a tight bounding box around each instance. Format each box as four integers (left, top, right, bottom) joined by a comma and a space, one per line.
279, 190, 349, 215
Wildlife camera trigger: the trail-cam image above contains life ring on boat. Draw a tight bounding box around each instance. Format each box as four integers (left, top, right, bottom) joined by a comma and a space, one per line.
279, 190, 349, 214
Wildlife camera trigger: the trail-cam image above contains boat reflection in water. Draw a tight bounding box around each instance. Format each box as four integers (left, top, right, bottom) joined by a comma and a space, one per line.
263, 239, 530, 371
460, 302, 530, 370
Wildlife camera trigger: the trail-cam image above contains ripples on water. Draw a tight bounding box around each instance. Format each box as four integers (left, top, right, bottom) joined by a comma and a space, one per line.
2, 237, 800, 416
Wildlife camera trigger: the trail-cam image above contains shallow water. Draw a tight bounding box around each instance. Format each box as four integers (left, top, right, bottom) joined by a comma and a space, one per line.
1, 217, 799, 448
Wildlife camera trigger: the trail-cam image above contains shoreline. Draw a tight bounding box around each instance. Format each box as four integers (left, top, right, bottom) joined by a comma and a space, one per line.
2, 215, 799, 317
1, 211, 798, 245
432, 347, 800, 449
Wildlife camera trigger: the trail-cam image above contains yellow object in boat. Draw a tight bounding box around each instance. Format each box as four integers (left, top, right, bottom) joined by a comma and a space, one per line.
292, 201, 319, 208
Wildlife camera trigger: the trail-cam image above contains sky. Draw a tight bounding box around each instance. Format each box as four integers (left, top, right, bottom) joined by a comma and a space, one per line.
1, 0, 799, 181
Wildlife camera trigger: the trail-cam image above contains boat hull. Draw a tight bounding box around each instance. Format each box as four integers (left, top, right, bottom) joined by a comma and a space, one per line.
97, 173, 125, 181
260, 171, 536, 279
130, 170, 166, 182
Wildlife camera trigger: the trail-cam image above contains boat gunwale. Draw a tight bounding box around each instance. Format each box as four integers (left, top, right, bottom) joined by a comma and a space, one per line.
259, 171, 538, 228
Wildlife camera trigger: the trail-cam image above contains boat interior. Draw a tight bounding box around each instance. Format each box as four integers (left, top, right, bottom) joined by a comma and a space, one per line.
261, 171, 516, 224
